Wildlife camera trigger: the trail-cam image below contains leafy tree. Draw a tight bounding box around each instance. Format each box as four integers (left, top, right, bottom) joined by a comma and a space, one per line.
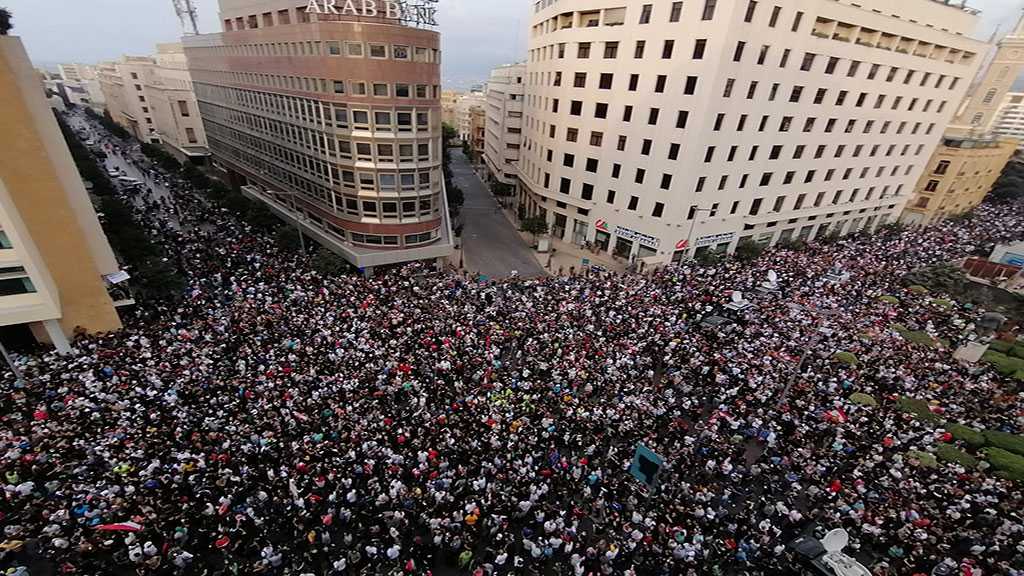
275, 226, 303, 253
446, 184, 464, 216
442, 122, 458, 143
245, 202, 281, 231
733, 239, 764, 262
0, 8, 12, 36
311, 249, 350, 276
491, 182, 513, 197
990, 160, 1024, 201
520, 216, 549, 243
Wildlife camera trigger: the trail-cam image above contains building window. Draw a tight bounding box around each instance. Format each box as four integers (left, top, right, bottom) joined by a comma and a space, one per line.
662, 40, 674, 59
578, 42, 591, 58
369, 44, 387, 58
392, 45, 410, 60
346, 42, 364, 57
768, 5, 781, 27
733, 41, 745, 62
702, 0, 717, 20
684, 76, 698, 95
693, 39, 707, 59
655, 75, 667, 93
924, 180, 939, 192
934, 160, 950, 175
628, 195, 639, 210
574, 72, 587, 87
327, 41, 341, 55
744, 0, 757, 22
177, 100, 190, 116
604, 41, 619, 58
652, 202, 665, 217
670, 2, 683, 22
635, 41, 646, 58
639, 4, 652, 24
185, 127, 197, 143
599, 73, 613, 89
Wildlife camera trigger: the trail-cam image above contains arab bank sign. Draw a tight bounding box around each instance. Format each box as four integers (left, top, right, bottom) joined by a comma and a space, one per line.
305, 0, 438, 27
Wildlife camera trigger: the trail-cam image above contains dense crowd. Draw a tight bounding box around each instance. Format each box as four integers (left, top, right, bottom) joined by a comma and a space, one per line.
1, 109, 1023, 576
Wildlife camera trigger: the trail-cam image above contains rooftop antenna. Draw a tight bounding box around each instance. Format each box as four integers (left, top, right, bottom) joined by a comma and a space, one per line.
172, 0, 199, 35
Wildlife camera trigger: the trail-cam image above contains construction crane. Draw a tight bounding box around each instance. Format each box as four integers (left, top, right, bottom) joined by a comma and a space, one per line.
171, 0, 199, 35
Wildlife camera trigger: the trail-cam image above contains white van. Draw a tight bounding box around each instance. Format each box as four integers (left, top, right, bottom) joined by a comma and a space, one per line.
116, 176, 143, 189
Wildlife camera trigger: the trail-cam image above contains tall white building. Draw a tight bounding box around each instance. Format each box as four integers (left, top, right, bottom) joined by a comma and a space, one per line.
484, 63, 526, 186
992, 92, 1024, 148
519, 0, 987, 264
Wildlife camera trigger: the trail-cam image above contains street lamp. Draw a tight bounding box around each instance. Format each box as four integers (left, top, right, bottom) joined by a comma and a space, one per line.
0, 341, 26, 387
682, 208, 714, 257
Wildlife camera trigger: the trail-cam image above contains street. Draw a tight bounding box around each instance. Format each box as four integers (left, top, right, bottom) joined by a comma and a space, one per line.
449, 149, 545, 280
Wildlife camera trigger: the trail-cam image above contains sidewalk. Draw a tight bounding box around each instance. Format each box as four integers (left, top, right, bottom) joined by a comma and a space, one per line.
496, 204, 629, 276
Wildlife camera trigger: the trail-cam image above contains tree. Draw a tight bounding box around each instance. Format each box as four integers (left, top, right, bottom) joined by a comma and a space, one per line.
275, 225, 303, 252
442, 122, 458, 144
446, 184, 464, 217
491, 182, 513, 197
0, 8, 12, 36
990, 160, 1024, 201
311, 249, 350, 276
520, 216, 549, 243
733, 239, 764, 262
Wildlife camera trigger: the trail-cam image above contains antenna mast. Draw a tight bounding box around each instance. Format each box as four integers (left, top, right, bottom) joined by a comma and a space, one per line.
171, 0, 200, 35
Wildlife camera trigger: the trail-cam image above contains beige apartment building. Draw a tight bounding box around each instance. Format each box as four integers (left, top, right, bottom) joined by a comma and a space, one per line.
181, 0, 453, 272
902, 13, 1024, 226
484, 63, 525, 186
1, 36, 123, 351
441, 89, 460, 127
901, 135, 1016, 226
520, 0, 987, 264
470, 104, 486, 160
992, 92, 1024, 148
98, 44, 209, 163
455, 91, 486, 141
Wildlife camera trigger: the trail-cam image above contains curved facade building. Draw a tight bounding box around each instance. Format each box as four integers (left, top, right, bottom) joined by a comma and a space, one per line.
182, 0, 451, 271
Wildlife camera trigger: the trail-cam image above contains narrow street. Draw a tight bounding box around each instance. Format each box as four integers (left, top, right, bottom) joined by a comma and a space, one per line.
449, 149, 545, 280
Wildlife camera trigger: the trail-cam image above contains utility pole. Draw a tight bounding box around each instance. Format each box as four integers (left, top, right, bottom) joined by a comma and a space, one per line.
171, 0, 200, 35
0, 341, 26, 387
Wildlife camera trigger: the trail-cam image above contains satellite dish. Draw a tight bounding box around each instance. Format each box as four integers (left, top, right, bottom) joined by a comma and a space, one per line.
821, 528, 850, 553
731, 291, 744, 303
767, 270, 779, 283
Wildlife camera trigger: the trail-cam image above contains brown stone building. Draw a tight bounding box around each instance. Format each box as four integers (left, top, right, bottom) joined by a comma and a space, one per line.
182, 0, 452, 272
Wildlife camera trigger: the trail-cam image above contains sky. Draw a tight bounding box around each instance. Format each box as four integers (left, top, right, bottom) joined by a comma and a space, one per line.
4, 0, 1023, 90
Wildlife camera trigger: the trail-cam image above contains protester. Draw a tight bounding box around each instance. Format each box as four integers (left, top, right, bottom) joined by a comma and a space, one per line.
0, 109, 1021, 576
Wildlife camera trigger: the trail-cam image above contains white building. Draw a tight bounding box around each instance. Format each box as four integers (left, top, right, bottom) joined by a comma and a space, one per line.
57, 63, 106, 112
520, 0, 987, 264
992, 92, 1024, 148
455, 91, 486, 141
484, 63, 526, 186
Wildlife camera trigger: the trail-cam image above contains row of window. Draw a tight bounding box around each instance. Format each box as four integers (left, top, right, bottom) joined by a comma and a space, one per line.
196, 68, 440, 101
532, 96, 938, 139
537, 70, 953, 118
528, 38, 963, 93
195, 83, 436, 137
202, 115, 439, 198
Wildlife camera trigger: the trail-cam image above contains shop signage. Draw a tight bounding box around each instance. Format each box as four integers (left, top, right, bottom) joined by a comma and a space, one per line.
595, 218, 609, 232
614, 225, 660, 249
305, 0, 438, 26
694, 231, 736, 248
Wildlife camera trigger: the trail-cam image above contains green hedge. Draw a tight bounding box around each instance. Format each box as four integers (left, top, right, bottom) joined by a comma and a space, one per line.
982, 351, 1024, 377
892, 324, 938, 348
878, 295, 900, 305
1010, 345, 1024, 360
981, 447, 1024, 482
849, 392, 878, 407
936, 443, 977, 468
832, 351, 859, 366
908, 285, 929, 295
947, 423, 985, 448
907, 450, 938, 468
896, 396, 943, 424
932, 299, 954, 309
988, 340, 1014, 354
983, 430, 1024, 457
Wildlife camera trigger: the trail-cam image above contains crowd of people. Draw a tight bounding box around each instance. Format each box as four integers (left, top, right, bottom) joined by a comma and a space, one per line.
1, 109, 1023, 576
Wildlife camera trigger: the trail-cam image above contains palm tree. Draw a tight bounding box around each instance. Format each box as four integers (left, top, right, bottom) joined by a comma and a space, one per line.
0, 8, 12, 36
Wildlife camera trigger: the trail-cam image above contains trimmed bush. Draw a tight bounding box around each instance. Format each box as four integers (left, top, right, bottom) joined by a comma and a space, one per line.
936, 443, 977, 468
982, 351, 1024, 377
896, 396, 943, 425
947, 423, 985, 448
832, 351, 859, 366
849, 392, 878, 407
892, 324, 938, 348
988, 340, 1014, 354
1010, 345, 1024, 360
983, 430, 1024, 457
981, 447, 1024, 482
878, 295, 900, 305
908, 285, 929, 295
907, 450, 938, 468
932, 299, 954, 310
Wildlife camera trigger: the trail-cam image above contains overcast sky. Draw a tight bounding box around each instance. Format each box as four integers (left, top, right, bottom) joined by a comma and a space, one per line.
5, 0, 1023, 90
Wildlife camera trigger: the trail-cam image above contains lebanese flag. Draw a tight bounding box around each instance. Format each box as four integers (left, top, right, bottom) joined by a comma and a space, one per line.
95, 521, 143, 532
